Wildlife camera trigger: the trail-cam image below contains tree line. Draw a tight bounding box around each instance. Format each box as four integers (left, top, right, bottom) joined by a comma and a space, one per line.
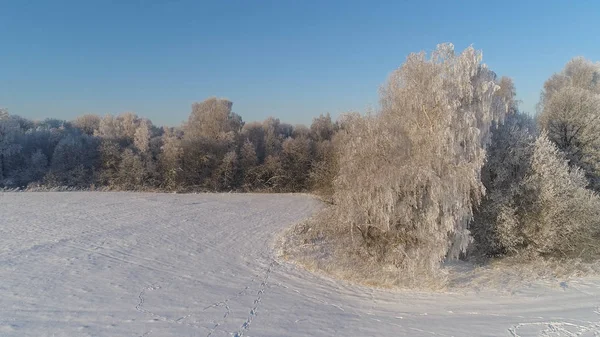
0, 99, 338, 193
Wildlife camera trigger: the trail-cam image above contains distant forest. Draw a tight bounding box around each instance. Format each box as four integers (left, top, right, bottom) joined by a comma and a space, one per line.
0, 99, 338, 194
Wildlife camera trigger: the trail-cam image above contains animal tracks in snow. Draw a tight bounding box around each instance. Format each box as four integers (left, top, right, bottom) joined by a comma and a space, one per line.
233, 261, 277, 337
133, 262, 278, 337
509, 306, 600, 337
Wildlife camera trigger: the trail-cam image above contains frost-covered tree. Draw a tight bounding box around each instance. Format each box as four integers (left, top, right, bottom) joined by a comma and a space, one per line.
240, 139, 258, 168
279, 123, 294, 139
95, 113, 141, 143
331, 44, 510, 280
258, 155, 283, 190
180, 98, 243, 189
538, 57, 600, 111
537, 57, 600, 189
262, 117, 283, 158
470, 112, 537, 257
279, 136, 313, 191
95, 115, 121, 140
116, 148, 145, 189
133, 119, 157, 186
14, 148, 50, 185
97, 139, 122, 187
72, 114, 101, 136
46, 133, 99, 187
309, 138, 338, 197
134, 119, 151, 154
212, 150, 238, 190
28, 149, 49, 183
158, 129, 183, 190
307, 113, 340, 197
184, 98, 242, 140
38, 118, 67, 130
292, 124, 311, 139
310, 113, 337, 142
242, 122, 266, 163
0, 108, 8, 120
0, 112, 23, 182
538, 87, 600, 188
239, 139, 258, 189
495, 133, 600, 259
180, 136, 233, 189
118, 112, 140, 140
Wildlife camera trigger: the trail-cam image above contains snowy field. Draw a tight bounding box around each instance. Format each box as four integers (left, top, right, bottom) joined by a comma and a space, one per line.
1, 192, 600, 337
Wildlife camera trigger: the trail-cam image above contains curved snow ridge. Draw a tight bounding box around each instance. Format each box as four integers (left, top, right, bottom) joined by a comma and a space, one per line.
1, 192, 599, 337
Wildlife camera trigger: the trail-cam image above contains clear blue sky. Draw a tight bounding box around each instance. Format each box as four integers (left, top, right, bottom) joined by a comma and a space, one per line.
1, 0, 599, 126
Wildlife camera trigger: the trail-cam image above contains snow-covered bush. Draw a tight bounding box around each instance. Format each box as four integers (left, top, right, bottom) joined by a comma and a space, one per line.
494, 133, 600, 259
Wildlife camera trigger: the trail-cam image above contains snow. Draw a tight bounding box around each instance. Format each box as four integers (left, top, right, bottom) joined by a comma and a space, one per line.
1, 192, 599, 337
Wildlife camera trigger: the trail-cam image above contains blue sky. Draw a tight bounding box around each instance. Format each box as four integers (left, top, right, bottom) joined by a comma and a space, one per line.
1, 0, 599, 126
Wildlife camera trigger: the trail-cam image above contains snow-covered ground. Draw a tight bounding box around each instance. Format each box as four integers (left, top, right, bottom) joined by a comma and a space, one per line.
1, 192, 599, 337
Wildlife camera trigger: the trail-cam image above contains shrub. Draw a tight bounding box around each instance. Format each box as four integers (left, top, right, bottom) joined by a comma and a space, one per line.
495, 133, 600, 259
